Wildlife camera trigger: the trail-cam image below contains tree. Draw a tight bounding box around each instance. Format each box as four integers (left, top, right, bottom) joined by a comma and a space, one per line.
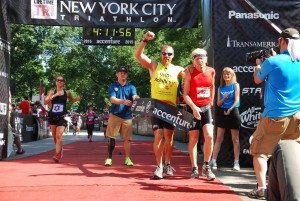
10, 20, 202, 112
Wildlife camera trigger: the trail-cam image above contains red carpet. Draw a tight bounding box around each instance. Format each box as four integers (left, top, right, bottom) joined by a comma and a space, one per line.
0, 140, 242, 201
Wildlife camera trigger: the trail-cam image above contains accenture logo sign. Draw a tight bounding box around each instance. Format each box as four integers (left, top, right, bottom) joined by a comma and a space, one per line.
228, 11, 279, 20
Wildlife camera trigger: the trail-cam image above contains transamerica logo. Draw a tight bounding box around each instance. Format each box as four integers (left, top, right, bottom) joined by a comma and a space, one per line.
31, 0, 57, 19
240, 106, 261, 129
227, 36, 277, 48
228, 10, 279, 20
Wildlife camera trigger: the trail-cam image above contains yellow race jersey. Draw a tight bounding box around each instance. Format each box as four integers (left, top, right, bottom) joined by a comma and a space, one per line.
150, 63, 180, 106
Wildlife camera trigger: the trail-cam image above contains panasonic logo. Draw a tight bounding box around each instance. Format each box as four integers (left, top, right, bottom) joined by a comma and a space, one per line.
228, 11, 279, 20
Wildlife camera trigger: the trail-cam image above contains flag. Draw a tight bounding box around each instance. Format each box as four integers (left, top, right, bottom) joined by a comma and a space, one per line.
39, 81, 47, 116
39, 81, 44, 101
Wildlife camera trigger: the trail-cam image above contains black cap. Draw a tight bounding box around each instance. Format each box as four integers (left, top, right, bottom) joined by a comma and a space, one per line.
117, 67, 127, 73
280, 28, 300, 39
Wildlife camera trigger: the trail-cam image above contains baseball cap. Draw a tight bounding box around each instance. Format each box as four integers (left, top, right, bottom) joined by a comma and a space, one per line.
280, 28, 300, 39
117, 67, 128, 73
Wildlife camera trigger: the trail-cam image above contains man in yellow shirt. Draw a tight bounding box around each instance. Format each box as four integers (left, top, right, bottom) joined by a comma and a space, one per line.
134, 31, 184, 179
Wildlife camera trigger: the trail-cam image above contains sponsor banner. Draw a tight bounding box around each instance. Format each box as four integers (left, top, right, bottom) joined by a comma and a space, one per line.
131, 98, 193, 131
8, 0, 198, 28
206, 0, 300, 166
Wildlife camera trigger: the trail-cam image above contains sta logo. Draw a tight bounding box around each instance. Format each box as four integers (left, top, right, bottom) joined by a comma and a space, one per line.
242, 87, 262, 95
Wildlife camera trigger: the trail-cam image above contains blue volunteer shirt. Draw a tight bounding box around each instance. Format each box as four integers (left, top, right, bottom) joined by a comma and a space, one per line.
219, 83, 240, 109
257, 50, 300, 118
108, 81, 137, 119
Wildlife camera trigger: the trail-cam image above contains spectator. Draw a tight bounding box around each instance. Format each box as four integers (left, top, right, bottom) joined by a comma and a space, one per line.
210, 67, 241, 171
8, 103, 25, 155
19, 96, 31, 115
267, 140, 300, 201
248, 28, 300, 199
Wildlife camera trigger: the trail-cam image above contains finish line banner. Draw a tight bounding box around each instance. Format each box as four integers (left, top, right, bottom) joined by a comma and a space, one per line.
131, 98, 193, 131
7, 0, 198, 28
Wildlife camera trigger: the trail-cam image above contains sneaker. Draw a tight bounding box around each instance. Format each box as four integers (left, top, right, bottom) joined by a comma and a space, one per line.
248, 188, 266, 199
191, 167, 199, 178
153, 166, 163, 180
209, 160, 218, 170
52, 147, 63, 163
104, 158, 112, 166
124, 157, 134, 166
52, 153, 61, 163
233, 162, 240, 171
202, 165, 216, 181
16, 149, 25, 155
163, 163, 175, 176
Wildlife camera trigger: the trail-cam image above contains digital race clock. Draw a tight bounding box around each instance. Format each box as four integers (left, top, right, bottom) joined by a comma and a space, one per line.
83, 27, 135, 46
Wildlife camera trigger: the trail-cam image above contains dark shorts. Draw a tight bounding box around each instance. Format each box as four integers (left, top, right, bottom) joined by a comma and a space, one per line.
215, 107, 241, 129
151, 117, 175, 131
187, 105, 213, 130
49, 116, 67, 127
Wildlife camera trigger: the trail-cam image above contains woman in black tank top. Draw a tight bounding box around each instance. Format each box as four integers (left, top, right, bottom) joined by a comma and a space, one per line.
44, 75, 81, 163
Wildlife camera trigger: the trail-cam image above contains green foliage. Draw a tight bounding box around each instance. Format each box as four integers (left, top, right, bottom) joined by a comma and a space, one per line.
10, 19, 202, 112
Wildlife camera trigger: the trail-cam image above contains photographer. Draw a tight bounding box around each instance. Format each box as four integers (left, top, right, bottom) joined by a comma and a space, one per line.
248, 28, 300, 199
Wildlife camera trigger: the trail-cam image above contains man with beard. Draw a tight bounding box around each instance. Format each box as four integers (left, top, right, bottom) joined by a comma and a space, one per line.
134, 31, 184, 179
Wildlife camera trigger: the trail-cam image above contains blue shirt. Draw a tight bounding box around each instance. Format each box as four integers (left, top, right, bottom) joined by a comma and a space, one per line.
108, 81, 137, 119
258, 50, 300, 117
219, 83, 240, 109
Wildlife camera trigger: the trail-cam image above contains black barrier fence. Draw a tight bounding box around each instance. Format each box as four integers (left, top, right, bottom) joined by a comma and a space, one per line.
0, 0, 10, 160
10, 112, 50, 143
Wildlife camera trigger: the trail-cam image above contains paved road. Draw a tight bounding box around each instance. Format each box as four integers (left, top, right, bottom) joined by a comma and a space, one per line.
5, 130, 259, 201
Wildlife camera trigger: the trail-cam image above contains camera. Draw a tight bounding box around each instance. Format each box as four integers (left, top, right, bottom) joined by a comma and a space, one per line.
246, 48, 271, 62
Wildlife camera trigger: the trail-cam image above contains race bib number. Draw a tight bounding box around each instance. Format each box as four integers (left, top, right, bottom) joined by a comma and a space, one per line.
52, 104, 64, 114
88, 116, 94, 121
196, 87, 210, 98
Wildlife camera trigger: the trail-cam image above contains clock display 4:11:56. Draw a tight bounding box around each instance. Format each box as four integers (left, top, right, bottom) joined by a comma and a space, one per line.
92, 28, 133, 37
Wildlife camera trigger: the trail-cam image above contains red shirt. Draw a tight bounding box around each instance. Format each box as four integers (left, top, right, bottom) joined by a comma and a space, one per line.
189, 66, 215, 106
19, 100, 31, 114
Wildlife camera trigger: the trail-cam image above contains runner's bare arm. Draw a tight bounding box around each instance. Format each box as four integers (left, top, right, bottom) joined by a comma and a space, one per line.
67, 90, 81, 103
134, 31, 157, 77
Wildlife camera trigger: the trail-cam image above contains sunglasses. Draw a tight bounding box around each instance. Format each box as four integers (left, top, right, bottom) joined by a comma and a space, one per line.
161, 52, 173, 56
56, 79, 65, 82
192, 53, 207, 60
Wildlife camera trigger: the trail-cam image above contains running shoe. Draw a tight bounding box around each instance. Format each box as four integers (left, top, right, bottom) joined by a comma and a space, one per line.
153, 166, 163, 180
233, 161, 240, 171
163, 163, 175, 176
202, 165, 216, 181
104, 158, 112, 166
16, 148, 25, 155
191, 167, 199, 178
124, 157, 134, 166
209, 160, 218, 170
52, 153, 61, 163
52, 148, 63, 163
248, 188, 266, 199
